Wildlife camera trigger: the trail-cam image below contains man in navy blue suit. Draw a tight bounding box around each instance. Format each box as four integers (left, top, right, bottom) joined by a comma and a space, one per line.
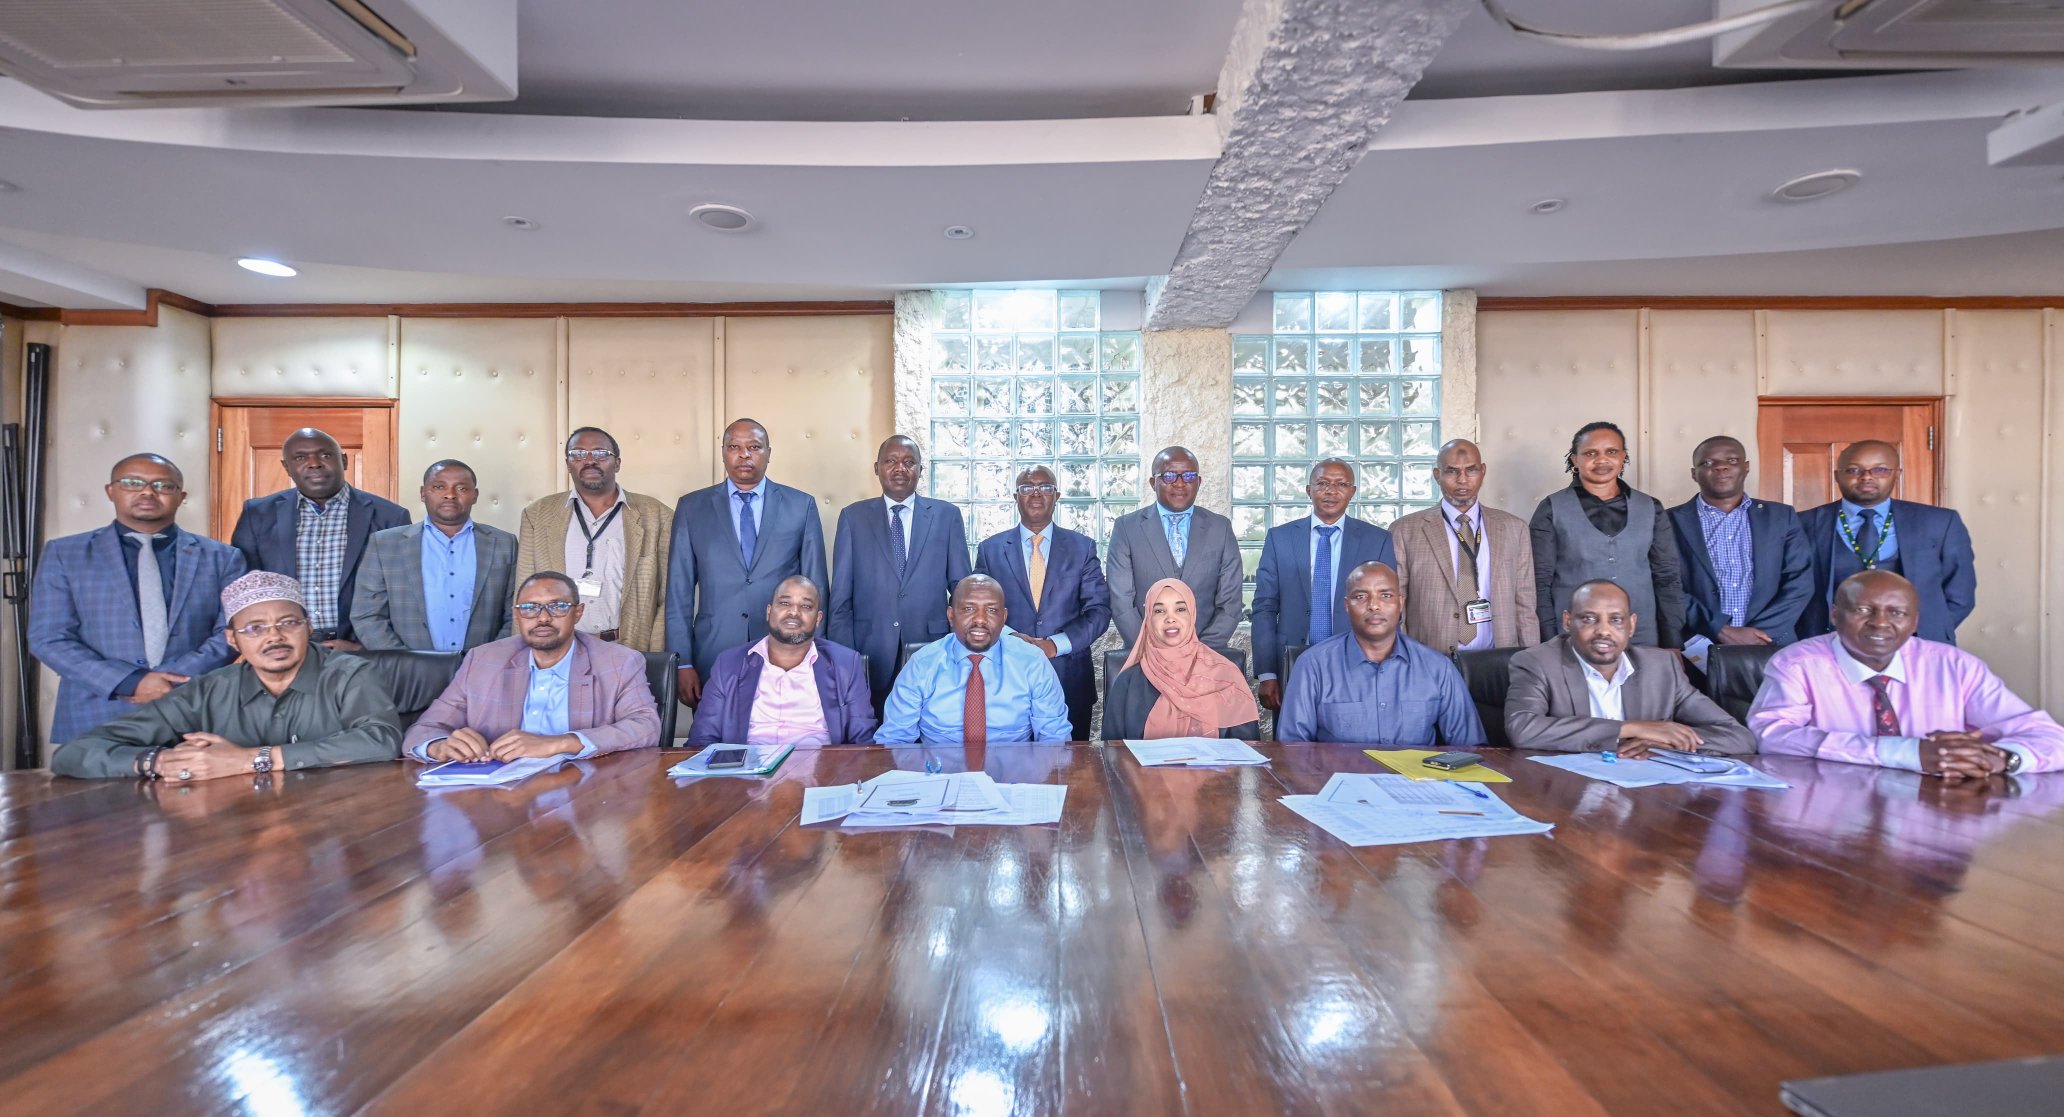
1667, 435, 1813, 670
1797, 439, 1975, 645
829, 435, 971, 709
974, 465, 1112, 739
1249, 458, 1397, 712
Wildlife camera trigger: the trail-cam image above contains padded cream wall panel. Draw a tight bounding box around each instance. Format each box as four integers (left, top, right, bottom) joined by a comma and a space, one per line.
396, 318, 558, 534
1945, 310, 2045, 701
567, 317, 717, 503
1476, 310, 1639, 517
722, 315, 894, 522
1647, 310, 1759, 507
212, 316, 393, 398
1763, 310, 1945, 397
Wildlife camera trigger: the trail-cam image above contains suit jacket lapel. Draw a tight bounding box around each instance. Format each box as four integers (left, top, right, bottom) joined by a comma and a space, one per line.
341, 492, 373, 581
1557, 641, 1591, 715
567, 638, 596, 732
270, 492, 299, 572
999, 526, 1033, 605
1746, 502, 1780, 613
467, 526, 498, 621
1286, 520, 1311, 613
394, 523, 427, 611
1141, 507, 1179, 576
90, 529, 142, 651
1673, 502, 1718, 590
167, 531, 203, 624
1419, 514, 1461, 600
808, 646, 840, 739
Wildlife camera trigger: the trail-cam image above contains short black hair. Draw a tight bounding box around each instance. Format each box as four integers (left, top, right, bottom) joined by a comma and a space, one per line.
1566, 578, 1630, 613
519, 570, 581, 601
422, 458, 477, 486
1563, 421, 1628, 476
109, 452, 183, 487
1690, 435, 1744, 466
565, 427, 621, 457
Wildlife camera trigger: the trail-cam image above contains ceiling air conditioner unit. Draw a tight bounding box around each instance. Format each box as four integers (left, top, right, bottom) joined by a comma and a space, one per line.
1714, 0, 2064, 70
0, 0, 515, 108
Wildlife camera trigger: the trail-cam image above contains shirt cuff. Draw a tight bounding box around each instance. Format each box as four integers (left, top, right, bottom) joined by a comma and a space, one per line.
1682, 636, 1712, 673
1257, 672, 1278, 682
1998, 740, 2039, 774
571, 731, 598, 758
411, 737, 446, 762
111, 668, 148, 699
1049, 633, 1072, 658
1874, 735, 1924, 772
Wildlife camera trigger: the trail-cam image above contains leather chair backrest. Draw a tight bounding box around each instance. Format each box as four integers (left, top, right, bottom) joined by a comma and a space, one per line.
643, 651, 680, 746
350, 650, 463, 731
1453, 647, 1522, 748
1703, 643, 1780, 725
1279, 644, 1310, 693
898, 642, 927, 678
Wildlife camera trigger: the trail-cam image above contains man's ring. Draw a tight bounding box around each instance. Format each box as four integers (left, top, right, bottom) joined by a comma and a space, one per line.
178, 769, 193, 781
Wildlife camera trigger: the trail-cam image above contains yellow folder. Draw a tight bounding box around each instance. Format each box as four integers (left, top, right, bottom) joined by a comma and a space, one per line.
1365, 748, 1511, 783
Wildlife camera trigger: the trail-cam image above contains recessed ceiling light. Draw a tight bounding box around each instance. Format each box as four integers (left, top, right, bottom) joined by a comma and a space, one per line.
943, 225, 975, 240
1771, 169, 1861, 203
1529, 198, 1566, 215
688, 203, 756, 232
236, 257, 297, 277
502, 215, 539, 230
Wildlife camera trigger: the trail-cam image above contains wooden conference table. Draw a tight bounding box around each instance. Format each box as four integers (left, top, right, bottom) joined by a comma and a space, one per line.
3, 743, 2063, 1116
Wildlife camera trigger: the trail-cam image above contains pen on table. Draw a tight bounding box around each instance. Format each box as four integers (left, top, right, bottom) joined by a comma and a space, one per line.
1459, 783, 1492, 800
1437, 810, 1485, 817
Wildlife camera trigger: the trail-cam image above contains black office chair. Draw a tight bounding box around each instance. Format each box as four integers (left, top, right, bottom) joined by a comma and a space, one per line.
1278, 644, 1309, 693
1702, 643, 1780, 726
349, 650, 463, 731
643, 651, 680, 746
1453, 647, 1522, 748
898, 642, 929, 678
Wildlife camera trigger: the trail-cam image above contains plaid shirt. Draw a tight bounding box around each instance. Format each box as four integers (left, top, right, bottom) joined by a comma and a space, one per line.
296, 486, 354, 631
1695, 497, 1754, 627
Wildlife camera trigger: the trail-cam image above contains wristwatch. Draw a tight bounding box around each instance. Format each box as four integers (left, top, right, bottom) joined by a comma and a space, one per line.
253, 745, 274, 775
2003, 749, 2023, 775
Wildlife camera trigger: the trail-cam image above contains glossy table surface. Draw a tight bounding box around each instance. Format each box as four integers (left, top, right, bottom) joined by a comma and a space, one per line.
5, 744, 2064, 1116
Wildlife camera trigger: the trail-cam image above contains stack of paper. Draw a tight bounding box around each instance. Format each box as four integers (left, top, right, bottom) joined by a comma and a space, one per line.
1123, 738, 1270, 767
668, 741, 795, 779
801, 769, 1067, 828
1279, 772, 1555, 846
1527, 753, 1790, 791
416, 756, 568, 788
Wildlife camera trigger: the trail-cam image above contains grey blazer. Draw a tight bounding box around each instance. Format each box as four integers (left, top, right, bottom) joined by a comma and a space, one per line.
349, 521, 518, 652
1503, 637, 1754, 754
665, 479, 829, 679
1106, 503, 1244, 650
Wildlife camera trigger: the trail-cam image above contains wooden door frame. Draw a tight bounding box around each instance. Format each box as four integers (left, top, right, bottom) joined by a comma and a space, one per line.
210, 396, 400, 539
1753, 395, 1944, 505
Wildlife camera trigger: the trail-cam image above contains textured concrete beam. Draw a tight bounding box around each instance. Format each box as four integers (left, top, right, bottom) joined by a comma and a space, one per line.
1146, 0, 1473, 331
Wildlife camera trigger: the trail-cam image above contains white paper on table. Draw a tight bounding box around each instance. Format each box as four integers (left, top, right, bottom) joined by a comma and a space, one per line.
668, 742, 794, 779
417, 755, 567, 787
1279, 794, 1554, 847
1123, 738, 1270, 767
833, 782, 1067, 828
1318, 772, 1511, 814
1527, 753, 1789, 791
800, 784, 859, 825
857, 770, 1010, 814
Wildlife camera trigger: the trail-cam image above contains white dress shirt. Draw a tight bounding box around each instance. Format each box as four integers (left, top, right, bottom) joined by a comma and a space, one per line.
1580, 653, 1635, 721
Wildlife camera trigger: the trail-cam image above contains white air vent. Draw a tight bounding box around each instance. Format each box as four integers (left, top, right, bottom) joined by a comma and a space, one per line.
1715, 0, 2064, 69
0, 0, 516, 108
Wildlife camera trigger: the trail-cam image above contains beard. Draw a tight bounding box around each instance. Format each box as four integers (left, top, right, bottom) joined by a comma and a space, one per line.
769, 627, 813, 647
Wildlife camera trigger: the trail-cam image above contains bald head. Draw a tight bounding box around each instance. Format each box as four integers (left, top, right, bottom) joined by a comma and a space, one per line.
1434, 439, 1486, 509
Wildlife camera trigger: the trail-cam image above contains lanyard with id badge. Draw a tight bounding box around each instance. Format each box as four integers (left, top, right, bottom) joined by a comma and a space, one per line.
1450, 510, 1493, 626
571, 499, 623, 604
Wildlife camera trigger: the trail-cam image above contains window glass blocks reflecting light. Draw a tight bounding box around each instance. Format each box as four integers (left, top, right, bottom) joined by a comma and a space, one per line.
929, 290, 1141, 554
1234, 291, 1443, 602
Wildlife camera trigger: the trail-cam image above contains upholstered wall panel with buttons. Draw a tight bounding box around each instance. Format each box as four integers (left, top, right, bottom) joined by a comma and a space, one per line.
567, 317, 717, 504
1476, 310, 1639, 515
721, 315, 895, 523
1945, 311, 2043, 698
1763, 310, 1945, 397
1646, 311, 1759, 507
395, 318, 559, 534
212, 316, 393, 398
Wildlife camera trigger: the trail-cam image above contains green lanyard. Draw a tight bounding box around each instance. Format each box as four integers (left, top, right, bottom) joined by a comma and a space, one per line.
1836, 505, 1895, 568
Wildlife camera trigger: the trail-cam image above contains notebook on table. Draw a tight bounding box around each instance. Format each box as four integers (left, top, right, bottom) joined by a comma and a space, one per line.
1781, 1057, 2064, 1117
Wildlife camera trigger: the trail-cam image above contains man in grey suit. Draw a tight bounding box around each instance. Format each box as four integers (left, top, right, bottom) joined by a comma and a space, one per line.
351, 459, 518, 652
1106, 445, 1243, 652
1505, 579, 1752, 755
829, 435, 970, 709
667, 418, 829, 705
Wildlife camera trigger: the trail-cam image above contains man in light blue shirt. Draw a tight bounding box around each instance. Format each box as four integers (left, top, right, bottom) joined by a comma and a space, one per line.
878, 574, 1072, 745
352, 460, 517, 653
1278, 561, 1485, 745
420, 515, 477, 652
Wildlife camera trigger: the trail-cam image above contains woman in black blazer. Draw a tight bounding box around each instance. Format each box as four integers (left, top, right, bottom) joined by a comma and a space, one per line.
1105, 578, 1260, 741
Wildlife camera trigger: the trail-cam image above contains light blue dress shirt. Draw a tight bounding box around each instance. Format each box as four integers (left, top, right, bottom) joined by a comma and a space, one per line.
419, 521, 477, 652
1838, 498, 1899, 562
1156, 503, 1193, 560
1276, 631, 1485, 746
877, 627, 1073, 744
1306, 514, 1347, 600
410, 648, 596, 760
1017, 524, 1072, 657
726, 477, 767, 541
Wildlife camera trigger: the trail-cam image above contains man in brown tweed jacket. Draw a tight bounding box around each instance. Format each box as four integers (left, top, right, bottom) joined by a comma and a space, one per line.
514, 427, 672, 652
1391, 439, 1540, 655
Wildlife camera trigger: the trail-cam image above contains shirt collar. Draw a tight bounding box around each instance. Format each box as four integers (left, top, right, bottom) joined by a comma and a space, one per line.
749, 635, 821, 668
1578, 653, 1635, 689
725, 477, 765, 499
1310, 512, 1346, 532
1439, 500, 1479, 527
1840, 497, 1889, 519
1347, 630, 1416, 667
883, 494, 916, 514
239, 643, 330, 703
1019, 522, 1054, 541
1832, 637, 1908, 685
1156, 502, 1191, 521
528, 646, 576, 683
1696, 495, 1748, 517
425, 519, 475, 542
567, 487, 625, 510
948, 629, 1014, 663
113, 521, 179, 543
299, 484, 352, 513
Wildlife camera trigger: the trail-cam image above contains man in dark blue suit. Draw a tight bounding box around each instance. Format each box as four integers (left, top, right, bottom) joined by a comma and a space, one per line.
830, 436, 970, 709
1797, 439, 1975, 645
1250, 458, 1396, 713
30, 453, 247, 743
228, 428, 409, 649
973, 465, 1112, 739
687, 575, 877, 747
1668, 435, 1813, 671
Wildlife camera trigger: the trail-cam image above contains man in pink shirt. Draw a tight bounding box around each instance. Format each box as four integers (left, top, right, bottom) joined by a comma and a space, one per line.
1750, 570, 2064, 777
686, 575, 876, 747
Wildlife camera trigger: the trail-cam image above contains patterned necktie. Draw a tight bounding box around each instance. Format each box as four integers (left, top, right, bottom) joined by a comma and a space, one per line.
963, 653, 987, 746
1166, 512, 1189, 567
1455, 513, 1480, 580
1865, 675, 1901, 736
1855, 508, 1880, 567
1028, 532, 1047, 610
127, 532, 169, 667
735, 490, 758, 568
891, 504, 907, 579
1309, 524, 1339, 642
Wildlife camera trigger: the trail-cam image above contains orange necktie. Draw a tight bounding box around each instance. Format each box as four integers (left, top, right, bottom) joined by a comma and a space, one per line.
1028, 533, 1047, 610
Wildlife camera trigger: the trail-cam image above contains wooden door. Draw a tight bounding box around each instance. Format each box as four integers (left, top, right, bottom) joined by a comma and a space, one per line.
211, 398, 400, 540
1755, 398, 1941, 508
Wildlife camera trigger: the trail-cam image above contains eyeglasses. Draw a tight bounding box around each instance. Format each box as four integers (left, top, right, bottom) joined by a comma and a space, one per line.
113, 477, 183, 494
232, 617, 308, 638
1155, 471, 1201, 485
1841, 466, 1897, 480
566, 449, 618, 463
1014, 484, 1058, 496
513, 601, 578, 618
1308, 479, 1356, 492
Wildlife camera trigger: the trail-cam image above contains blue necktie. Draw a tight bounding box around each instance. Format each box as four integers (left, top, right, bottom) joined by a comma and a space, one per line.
1166, 512, 1189, 566
1310, 524, 1339, 642
1855, 508, 1880, 566
735, 490, 758, 568
891, 504, 907, 579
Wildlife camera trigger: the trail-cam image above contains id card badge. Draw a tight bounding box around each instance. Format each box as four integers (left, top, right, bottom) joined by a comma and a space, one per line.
574, 577, 603, 602
1464, 599, 1493, 625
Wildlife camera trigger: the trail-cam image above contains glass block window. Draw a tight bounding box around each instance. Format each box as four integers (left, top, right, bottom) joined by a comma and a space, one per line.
926, 289, 1143, 552
1231, 291, 1443, 599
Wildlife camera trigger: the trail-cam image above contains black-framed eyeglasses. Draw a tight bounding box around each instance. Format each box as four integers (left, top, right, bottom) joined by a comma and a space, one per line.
513, 601, 578, 618
1155, 471, 1201, 485
1014, 484, 1059, 496
113, 477, 183, 494
232, 617, 308, 638
566, 449, 618, 463
1840, 466, 1897, 480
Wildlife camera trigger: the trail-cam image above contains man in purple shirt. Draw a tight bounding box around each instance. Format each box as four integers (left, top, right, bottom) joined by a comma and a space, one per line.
1749, 570, 2064, 777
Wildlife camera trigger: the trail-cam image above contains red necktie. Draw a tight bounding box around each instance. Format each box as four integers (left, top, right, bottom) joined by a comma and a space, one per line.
1865, 675, 1901, 736
963, 653, 987, 746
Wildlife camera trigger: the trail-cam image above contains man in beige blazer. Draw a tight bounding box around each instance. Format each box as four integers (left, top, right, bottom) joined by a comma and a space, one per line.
515, 427, 671, 652
1392, 439, 1540, 654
